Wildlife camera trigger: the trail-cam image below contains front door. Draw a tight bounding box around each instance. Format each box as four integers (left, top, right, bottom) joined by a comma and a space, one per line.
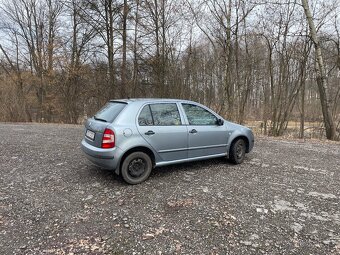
181, 103, 228, 158
137, 103, 188, 161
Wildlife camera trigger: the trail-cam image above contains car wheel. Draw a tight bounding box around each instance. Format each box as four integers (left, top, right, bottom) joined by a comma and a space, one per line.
229, 139, 246, 164
121, 152, 152, 184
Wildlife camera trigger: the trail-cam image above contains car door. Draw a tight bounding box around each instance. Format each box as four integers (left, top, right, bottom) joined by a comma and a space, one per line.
181, 103, 228, 158
137, 103, 188, 162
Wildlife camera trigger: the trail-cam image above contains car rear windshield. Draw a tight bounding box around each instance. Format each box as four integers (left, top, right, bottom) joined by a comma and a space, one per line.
93, 102, 127, 123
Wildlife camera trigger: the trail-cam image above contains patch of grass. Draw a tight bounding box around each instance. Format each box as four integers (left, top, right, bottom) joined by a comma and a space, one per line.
244, 120, 326, 139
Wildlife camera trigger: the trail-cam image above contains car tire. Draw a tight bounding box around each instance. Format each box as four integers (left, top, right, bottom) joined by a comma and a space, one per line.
121, 152, 153, 184
229, 138, 246, 164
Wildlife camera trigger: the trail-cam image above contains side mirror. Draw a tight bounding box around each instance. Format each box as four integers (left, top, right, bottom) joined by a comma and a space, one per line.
216, 118, 224, 126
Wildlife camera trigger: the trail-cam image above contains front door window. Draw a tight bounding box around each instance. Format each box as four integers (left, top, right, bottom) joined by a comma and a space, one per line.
182, 104, 217, 125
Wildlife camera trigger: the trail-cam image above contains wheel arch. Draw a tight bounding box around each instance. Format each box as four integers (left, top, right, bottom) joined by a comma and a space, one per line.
115, 146, 156, 175
228, 135, 250, 155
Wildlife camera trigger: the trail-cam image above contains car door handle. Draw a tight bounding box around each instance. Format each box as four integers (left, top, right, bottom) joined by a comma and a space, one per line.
145, 130, 155, 135
189, 129, 197, 134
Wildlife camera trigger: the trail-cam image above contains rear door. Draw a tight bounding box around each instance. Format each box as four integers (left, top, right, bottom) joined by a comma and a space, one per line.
181, 103, 228, 158
137, 103, 188, 161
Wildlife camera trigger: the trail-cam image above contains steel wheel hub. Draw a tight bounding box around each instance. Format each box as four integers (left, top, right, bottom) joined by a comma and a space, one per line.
128, 158, 146, 177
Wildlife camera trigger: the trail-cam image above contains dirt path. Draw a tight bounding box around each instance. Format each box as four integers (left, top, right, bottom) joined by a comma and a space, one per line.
0, 123, 339, 254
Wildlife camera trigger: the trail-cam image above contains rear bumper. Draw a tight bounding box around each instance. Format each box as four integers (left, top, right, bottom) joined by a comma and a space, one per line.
81, 139, 122, 170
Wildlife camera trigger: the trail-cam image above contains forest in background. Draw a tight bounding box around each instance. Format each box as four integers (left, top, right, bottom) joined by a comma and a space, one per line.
0, 0, 339, 140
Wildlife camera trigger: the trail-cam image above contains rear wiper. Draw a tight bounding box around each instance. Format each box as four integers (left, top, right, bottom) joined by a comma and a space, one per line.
93, 116, 108, 122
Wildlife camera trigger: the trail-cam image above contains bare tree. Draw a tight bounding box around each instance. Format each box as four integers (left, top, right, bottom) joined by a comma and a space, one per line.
79, 0, 122, 97
55, 0, 97, 123
0, 0, 339, 140
301, 0, 336, 140
1, 0, 62, 121
0, 38, 31, 121
120, 0, 129, 97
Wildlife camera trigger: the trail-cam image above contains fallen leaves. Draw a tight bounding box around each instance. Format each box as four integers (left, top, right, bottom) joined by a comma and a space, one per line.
166, 199, 195, 208
41, 237, 109, 254
142, 233, 155, 240
142, 227, 168, 240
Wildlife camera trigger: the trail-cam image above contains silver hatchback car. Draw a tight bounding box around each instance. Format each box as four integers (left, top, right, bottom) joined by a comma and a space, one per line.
81, 99, 254, 184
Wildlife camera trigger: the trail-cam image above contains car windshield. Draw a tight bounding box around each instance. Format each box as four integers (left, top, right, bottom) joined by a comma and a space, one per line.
94, 102, 126, 123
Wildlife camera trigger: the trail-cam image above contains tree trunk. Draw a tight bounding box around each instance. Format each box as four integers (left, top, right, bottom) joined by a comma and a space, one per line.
224, 0, 233, 119
121, 0, 128, 98
132, 0, 140, 97
300, 74, 305, 139
105, 0, 115, 98
301, 0, 336, 140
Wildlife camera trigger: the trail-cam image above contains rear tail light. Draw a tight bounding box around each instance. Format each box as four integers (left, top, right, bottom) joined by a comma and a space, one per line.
101, 128, 115, 148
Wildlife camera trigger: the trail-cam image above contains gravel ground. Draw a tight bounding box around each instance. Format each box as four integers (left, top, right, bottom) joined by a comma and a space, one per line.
0, 123, 339, 255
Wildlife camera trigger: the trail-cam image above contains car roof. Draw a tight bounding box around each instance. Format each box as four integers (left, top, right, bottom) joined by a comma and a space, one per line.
110, 98, 196, 104
109, 98, 224, 120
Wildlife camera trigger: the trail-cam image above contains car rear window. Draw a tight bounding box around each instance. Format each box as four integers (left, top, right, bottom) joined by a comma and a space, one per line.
94, 102, 126, 123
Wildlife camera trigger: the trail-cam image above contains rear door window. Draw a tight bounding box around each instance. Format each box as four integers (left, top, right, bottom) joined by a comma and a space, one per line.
138, 105, 153, 126
138, 103, 182, 126
150, 104, 181, 126
94, 102, 126, 123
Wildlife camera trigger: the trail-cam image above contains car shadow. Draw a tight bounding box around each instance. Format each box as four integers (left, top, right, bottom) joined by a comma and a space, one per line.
83, 163, 125, 186
150, 157, 233, 179
82, 156, 250, 185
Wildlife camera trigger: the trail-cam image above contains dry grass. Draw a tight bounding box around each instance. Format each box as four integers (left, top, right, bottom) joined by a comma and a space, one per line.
244, 120, 332, 140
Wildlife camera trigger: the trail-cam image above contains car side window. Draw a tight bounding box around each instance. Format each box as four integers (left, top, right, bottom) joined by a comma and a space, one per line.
138, 105, 153, 126
150, 103, 181, 126
182, 103, 217, 125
